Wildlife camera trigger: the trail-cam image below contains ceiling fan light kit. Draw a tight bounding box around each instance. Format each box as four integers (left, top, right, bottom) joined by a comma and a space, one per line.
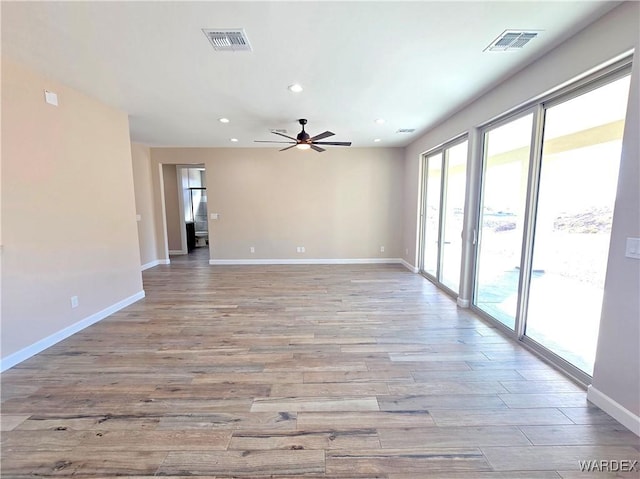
254, 119, 352, 153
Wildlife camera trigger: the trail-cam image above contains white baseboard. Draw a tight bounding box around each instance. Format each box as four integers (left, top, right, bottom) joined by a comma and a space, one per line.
0, 291, 145, 372
587, 385, 640, 436
141, 260, 161, 271
169, 250, 187, 255
141, 258, 171, 270
209, 258, 406, 266
457, 298, 470, 308
400, 259, 419, 273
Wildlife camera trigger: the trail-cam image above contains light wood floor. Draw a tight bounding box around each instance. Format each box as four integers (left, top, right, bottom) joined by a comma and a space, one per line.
2, 251, 639, 477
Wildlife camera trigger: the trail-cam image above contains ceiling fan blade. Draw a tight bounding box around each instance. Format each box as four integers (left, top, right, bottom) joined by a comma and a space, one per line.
254, 140, 296, 144
280, 144, 298, 151
310, 131, 334, 141
312, 141, 352, 146
310, 144, 325, 152
271, 131, 297, 141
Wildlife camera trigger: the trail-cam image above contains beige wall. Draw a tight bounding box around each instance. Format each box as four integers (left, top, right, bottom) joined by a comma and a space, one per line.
1, 56, 143, 360
403, 2, 639, 428
131, 143, 159, 267
150, 147, 404, 261
162, 164, 182, 253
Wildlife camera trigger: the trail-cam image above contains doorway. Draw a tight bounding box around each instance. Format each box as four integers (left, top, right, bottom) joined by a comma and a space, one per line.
161, 163, 210, 263
181, 166, 209, 252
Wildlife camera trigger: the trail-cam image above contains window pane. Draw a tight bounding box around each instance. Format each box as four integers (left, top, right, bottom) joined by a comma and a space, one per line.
475, 114, 533, 329
525, 75, 631, 375
440, 141, 468, 292
423, 153, 442, 276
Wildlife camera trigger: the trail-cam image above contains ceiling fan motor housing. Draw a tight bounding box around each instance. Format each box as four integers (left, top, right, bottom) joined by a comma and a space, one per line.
297, 119, 309, 142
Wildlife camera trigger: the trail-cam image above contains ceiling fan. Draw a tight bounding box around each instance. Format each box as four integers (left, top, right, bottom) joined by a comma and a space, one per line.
255, 119, 352, 152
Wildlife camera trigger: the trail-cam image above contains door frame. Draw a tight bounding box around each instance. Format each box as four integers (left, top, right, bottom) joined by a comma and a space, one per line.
418, 134, 468, 298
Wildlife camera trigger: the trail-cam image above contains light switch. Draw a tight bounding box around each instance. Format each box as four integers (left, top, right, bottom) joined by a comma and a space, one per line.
210, 213, 219, 220
625, 237, 640, 259
136, 214, 142, 221
44, 90, 58, 106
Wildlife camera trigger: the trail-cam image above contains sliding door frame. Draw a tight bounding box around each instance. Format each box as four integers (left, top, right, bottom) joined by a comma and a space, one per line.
469, 56, 633, 385
418, 134, 468, 298
418, 151, 441, 280
469, 107, 537, 335
520, 64, 633, 384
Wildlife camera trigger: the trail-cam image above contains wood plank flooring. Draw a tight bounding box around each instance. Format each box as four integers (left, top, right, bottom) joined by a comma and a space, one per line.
2, 252, 639, 477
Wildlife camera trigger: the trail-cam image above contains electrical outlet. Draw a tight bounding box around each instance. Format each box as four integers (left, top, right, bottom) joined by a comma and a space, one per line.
250, 246, 255, 253
70, 296, 79, 309
380, 246, 385, 253
405, 248, 409, 255
626, 237, 640, 259
301, 246, 305, 253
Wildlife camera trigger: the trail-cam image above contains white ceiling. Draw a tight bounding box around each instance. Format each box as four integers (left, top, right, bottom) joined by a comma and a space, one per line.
1, 1, 621, 148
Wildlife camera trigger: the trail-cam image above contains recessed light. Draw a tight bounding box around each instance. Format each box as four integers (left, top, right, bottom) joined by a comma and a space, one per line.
374, 138, 381, 142
374, 118, 385, 124
230, 138, 239, 142
288, 84, 303, 93
219, 118, 230, 123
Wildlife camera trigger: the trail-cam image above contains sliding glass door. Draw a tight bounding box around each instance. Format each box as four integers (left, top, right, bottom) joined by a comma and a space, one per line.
474, 114, 533, 330
472, 66, 631, 377
524, 75, 631, 375
440, 142, 468, 292
422, 153, 442, 277
420, 139, 468, 295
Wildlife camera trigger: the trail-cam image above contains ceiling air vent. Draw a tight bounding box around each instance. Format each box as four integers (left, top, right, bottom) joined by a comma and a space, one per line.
202, 29, 252, 52
396, 128, 416, 134
484, 30, 539, 52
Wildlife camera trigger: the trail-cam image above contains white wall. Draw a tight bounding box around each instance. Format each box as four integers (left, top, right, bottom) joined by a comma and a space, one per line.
402, 2, 639, 432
